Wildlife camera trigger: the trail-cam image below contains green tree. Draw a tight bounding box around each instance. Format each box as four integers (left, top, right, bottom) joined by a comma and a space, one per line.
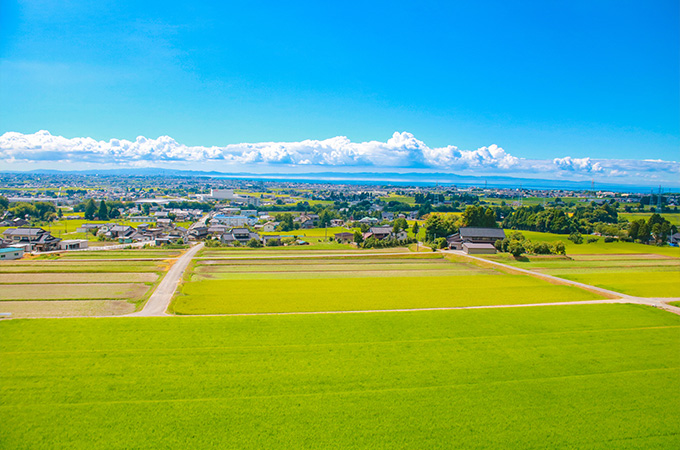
0, 195, 9, 211
246, 238, 262, 248
84, 199, 97, 220
98, 200, 108, 221
57, 208, 63, 219
568, 231, 583, 244
551, 241, 566, 255
353, 230, 364, 244
412, 221, 419, 237
9, 202, 38, 220
507, 240, 525, 257
392, 217, 408, 234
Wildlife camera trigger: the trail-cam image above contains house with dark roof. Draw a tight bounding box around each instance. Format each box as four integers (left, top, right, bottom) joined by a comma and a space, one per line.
446, 227, 506, 251
363, 226, 408, 241
2, 227, 62, 252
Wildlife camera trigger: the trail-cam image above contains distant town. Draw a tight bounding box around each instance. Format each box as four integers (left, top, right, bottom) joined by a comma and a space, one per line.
1, 172, 678, 261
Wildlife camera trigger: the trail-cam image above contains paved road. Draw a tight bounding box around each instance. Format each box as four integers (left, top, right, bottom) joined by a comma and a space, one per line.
129, 242, 204, 317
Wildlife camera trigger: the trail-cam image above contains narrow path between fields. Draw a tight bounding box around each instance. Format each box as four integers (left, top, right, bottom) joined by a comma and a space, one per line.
128, 243, 204, 317
440, 250, 680, 315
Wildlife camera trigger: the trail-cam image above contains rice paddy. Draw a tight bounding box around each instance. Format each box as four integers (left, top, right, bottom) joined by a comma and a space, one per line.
0, 249, 179, 317
489, 252, 680, 298
171, 251, 603, 314
1, 304, 678, 449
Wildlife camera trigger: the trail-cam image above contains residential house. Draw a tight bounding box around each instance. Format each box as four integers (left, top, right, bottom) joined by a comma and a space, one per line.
446, 227, 506, 251
156, 218, 172, 229
188, 226, 209, 240
231, 228, 260, 245
363, 227, 407, 242
381, 212, 394, 221
669, 232, 680, 246
207, 224, 230, 235
299, 217, 315, 229
2, 227, 62, 252
263, 222, 278, 232
330, 219, 344, 227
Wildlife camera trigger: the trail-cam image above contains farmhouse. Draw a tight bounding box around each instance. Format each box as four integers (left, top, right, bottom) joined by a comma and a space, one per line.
263, 222, 278, 232
2, 227, 62, 252
232, 228, 261, 244
188, 226, 209, 240
334, 232, 354, 244
447, 227, 506, 251
0, 247, 24, 260
363, 227, 408, 241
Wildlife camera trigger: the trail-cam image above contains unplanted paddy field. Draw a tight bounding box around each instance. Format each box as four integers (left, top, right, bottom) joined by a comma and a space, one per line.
172, 250, 604, 314
1, 304, 678, 449
0, 249, 180, 318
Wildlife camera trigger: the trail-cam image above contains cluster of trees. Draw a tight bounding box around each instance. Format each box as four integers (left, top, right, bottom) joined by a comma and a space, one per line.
423, 214, 458, 242
628, 214, 676, 244
422, 206, 498, 245
82, 199, 120, 220
359, 236, 416, 249
6, 201, 58, 222
502, 203, 627, 236
495, 232, 566, 257
459, 205, 497, 228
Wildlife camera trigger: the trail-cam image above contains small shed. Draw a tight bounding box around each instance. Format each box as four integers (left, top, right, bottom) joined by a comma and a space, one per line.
334, 232, 354, 244
60, 239, 89, 251
0, 247, 24, 260
462, 242, 497, 254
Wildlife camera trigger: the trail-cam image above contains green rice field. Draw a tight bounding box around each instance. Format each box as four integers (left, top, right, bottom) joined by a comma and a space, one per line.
490, 252, 680, 298
172, 253, 602, 314
1, 304, 678, 449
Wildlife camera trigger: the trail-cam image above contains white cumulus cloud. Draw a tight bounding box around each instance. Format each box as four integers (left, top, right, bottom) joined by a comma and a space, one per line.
0, 130, 521, 170
1, 130, 678, 185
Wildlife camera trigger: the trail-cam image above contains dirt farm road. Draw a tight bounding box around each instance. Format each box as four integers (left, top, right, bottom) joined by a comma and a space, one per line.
441, 250, 680, 316
129, 242, 204, 317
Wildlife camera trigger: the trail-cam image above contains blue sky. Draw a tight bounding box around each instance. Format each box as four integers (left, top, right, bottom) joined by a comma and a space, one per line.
0, 1, 678, 185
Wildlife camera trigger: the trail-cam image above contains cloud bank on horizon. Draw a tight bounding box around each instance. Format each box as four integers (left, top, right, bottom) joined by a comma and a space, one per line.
1, 130, 678, 185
